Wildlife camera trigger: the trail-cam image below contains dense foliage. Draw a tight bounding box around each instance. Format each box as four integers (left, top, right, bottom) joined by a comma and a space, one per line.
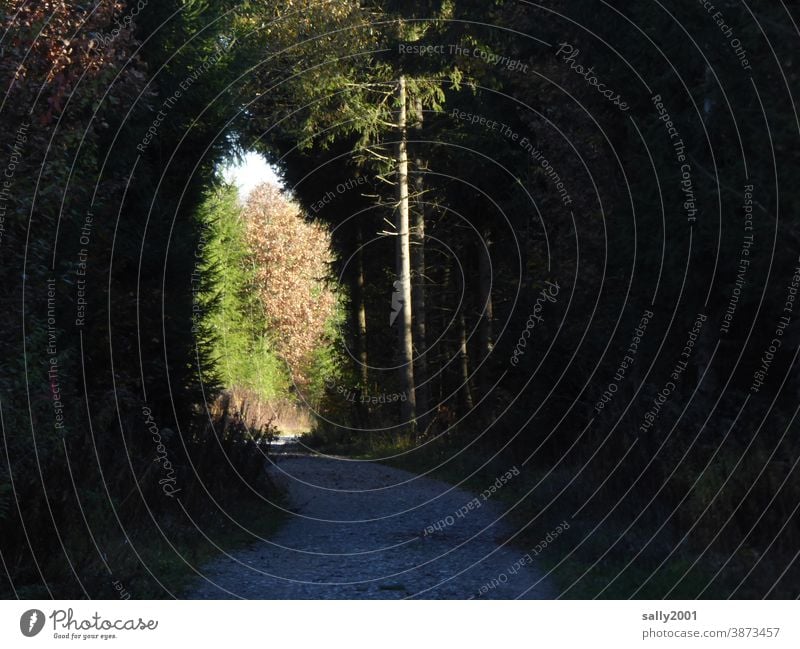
0, 0, 272, 598
1, 0, 797, 598
198, 184, 289, 403
245, 0, 800, 597
242, 183, 337, 385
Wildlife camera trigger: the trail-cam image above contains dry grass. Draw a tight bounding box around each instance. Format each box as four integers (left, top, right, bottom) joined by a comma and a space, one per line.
210, 386, 313, 436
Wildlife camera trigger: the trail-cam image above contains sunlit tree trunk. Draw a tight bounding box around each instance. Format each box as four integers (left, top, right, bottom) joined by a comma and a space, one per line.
396, 75, 416, 428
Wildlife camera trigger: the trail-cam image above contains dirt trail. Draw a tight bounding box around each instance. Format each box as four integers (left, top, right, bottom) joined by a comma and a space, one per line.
186, 456, 552, 599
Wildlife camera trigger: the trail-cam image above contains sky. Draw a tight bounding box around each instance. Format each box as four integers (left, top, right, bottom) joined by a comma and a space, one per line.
222, 150, 283, 200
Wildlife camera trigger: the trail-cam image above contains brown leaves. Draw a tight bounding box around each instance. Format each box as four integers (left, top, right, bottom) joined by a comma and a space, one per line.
243, 183, 336, 385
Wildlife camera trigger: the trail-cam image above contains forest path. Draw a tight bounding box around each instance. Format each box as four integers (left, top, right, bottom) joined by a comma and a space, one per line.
186, 456, 552, 599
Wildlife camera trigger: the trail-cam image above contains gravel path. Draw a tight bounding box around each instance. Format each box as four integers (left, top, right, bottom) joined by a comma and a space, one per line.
186, 456, 552, 599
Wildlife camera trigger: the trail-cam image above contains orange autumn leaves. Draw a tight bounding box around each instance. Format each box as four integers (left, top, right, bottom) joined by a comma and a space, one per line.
243, 183, 336, 386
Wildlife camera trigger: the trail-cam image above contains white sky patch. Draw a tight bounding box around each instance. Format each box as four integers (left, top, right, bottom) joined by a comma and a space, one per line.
222, 151, 283, 200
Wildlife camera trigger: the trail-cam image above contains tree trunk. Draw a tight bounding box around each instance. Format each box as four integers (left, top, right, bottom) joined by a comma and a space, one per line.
478, 228, 494, 394
355, 224, 369, 388
476, 229, 496, 425
396, 75, 416, 428
458, 307, 474, 411
438, 257, 452, 406
412, 96, 430, 432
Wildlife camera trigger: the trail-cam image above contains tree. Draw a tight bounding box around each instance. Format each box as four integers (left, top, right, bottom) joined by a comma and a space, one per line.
395, 75, 416, 425
242, 183, 337, 387
242, 0, 460, 432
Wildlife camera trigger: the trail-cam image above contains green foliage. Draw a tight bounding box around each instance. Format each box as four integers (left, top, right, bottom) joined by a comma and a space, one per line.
195, 179, 348, 413
304, 288, 351, 407
0, 0, 284, 598
197, 184, 290, 401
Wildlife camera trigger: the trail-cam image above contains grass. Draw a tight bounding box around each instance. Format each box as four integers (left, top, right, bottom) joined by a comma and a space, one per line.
1, 488, 289, 600
144, 493, 289, 599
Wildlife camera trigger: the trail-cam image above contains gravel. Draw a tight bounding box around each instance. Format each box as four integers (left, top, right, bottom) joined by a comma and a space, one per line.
185, 456, 552, 599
